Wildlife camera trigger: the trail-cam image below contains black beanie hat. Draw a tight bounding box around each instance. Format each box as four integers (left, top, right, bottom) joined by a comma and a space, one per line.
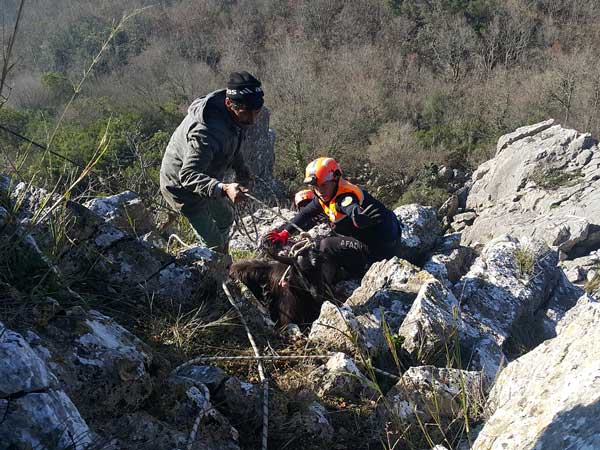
226, 71, 264, 110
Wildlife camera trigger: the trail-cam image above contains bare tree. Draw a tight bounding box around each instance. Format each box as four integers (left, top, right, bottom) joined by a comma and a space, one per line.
418, 12, 477, 82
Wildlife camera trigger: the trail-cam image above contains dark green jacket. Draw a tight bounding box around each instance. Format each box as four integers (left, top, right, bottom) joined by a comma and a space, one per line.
160, 89, 251, 212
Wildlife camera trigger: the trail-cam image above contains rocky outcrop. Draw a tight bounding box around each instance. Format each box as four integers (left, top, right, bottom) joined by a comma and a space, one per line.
0, 322, 92, 450
455, 236, 560, 369
398, 278, 471, 367
3, 116, 599, 450
345, 258, 431, 355
462, 120, 600, 260
559, 249, 600, 283
394, 204, 442, 261
30, 307, 153, 420
84, 190, 155, 236
4, 182, 227, 306
309, 258, 432, 357
424, 233, 475, 284
308, 302, 362, 355
310, 352, 378, 402
398, 235, 564, 380
375, 366, 483, 447
472, 295, 600, 450
238, 107, 278, 201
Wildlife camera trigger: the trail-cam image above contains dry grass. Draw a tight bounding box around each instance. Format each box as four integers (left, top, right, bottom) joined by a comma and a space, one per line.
584, 270, 600, 295
145, 301, 236, 353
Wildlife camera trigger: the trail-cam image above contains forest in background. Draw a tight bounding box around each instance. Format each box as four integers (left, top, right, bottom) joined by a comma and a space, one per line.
2, 0, 600, 207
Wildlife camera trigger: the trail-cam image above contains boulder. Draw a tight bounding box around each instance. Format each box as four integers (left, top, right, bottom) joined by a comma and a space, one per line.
173, 365, 228, 393
345, 258, 432, 357
0, 322, 58, 397
56, 201, 224, 305
286, 401, 334, 447
455, 235, 560, 378
152, 374, 240, 450
310, 352, 378, 402
424, 243, 475, 285
32, 308, 153, 420
0, 322, 92, 450
375, 366, 483, 448
450, 211, 477, 232
379, 366, 483, 424
394, 204, 442, 260
462, 120, 600, 261
107, 410, 239, 450
238, 107, 277, 201
84, 191, 155, 236
308, 302, 363, 355
3, 181, 225, 305
559, 249, 600, 283
472, 295, 600, 450
214, 376, 263, 433
9, 181, 60, 224
0, 390, 92, 450
398, 279, 476, 367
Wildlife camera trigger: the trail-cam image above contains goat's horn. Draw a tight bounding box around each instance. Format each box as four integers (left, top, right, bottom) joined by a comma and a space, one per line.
265, 246, 296, 265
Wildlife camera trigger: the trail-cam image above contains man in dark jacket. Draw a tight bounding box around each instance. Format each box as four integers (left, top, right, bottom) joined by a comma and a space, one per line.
160, 71, 264, 253
267, 157, 402, 283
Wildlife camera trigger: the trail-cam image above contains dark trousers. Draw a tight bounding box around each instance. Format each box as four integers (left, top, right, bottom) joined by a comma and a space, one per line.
318, 236, 402, 284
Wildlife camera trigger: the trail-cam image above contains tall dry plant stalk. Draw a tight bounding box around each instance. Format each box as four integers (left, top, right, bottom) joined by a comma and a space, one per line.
0, 0, 25, 109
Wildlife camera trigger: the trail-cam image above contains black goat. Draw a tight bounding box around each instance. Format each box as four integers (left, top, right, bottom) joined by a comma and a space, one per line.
229, 241, 334, 328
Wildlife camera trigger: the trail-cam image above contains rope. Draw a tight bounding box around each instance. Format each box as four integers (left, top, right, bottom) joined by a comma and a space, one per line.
172, 354, 401, 380
221, 281, 269, 450
185, 384, 211, 450
174, 354, 331, 369
167, 233, 193, 252
244, 192, 304, 233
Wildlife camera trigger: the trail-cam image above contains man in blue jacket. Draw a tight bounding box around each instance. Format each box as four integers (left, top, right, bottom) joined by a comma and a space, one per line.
160, 71, 264, 254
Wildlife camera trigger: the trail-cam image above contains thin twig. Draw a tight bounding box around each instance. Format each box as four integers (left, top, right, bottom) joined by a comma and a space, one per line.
0, 0, 25, 107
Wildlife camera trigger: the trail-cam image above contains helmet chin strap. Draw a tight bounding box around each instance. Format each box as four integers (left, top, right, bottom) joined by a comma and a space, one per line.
330, 177, 340, 199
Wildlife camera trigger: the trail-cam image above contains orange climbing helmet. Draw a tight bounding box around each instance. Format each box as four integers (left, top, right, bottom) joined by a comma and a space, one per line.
303, 157, 342, 186
294, 189, 315, 209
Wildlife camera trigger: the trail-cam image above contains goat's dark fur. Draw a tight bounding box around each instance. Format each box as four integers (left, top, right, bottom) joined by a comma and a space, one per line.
229, 246, 328, 328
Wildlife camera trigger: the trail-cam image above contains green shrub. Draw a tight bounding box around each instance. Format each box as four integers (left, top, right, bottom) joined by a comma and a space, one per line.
396, 183, 449, 208
515, 247, 535, 277
529, 168, 584, 190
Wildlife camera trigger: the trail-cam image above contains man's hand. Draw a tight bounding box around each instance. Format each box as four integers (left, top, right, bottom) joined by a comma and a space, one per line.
266, 229, 290, 246
222, 183, 249, 203
352, 204, 382, 228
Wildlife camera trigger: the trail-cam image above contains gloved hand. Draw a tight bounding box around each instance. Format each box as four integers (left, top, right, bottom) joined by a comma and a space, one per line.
266, 229, 290, 246
352, 204, 382, 228
222, 183, 249, 203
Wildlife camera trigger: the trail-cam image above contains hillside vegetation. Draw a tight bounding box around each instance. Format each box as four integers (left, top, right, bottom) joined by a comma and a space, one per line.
2, 0, 600, 205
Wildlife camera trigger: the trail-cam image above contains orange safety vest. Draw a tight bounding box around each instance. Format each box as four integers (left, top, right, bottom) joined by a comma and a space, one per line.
317, 179, 364, 223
